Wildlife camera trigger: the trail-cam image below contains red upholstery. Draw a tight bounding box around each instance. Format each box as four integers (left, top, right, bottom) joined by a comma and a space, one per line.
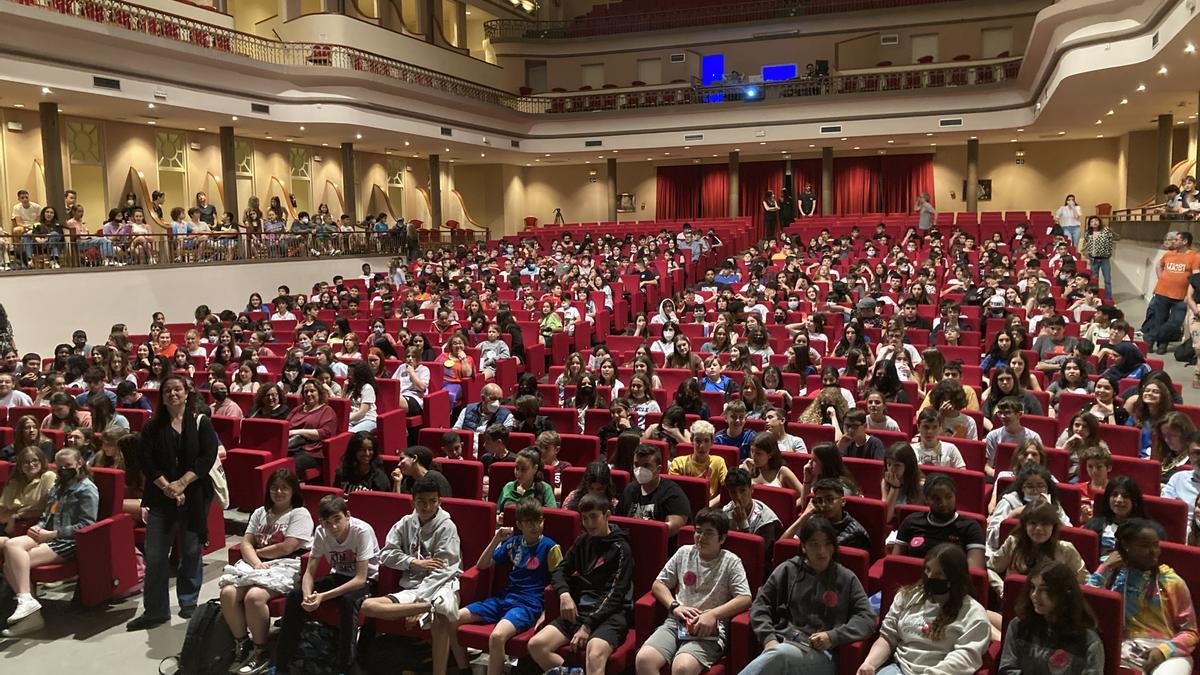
237, 418, 289, 459
433, 458, 484, 500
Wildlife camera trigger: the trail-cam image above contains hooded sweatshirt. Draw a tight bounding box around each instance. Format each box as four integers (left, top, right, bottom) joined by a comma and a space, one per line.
749, 556, 875, 648
379, 507, 462, 598
551, 525, 633, 631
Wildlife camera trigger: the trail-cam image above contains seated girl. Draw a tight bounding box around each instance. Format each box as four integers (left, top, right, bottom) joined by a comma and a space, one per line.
999, 560, 1104, 675
1083, 475, 1148, 562
0, 447, 56, 536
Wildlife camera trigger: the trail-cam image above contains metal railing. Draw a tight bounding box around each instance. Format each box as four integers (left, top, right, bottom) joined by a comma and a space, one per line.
4, 0, 1019, 115
537, 59, 1021, 113
0, 230, 481, 272
485, 0, 962, 41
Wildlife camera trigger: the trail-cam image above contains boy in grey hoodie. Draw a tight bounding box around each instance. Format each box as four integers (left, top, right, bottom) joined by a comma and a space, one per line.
743, 515, 876, 674
361, 475, 462, 675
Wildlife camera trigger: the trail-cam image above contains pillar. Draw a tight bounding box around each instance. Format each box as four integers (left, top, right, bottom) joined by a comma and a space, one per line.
966, 138, 980, 213
219, 126, 238, 219
821, 147, 833, 216
606, 157, 617, 222
728, 151, 740, 217
453, 0, 467, 48
1192, 91, 1200, 166
421, 0, 443, 44
428, 154, 442, 228
38, 102, 64, 216
341, 142, 356, 222
1157, 113, 1174, 192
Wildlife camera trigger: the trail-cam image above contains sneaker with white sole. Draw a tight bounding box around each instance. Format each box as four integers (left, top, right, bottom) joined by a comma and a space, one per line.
237, 645, 270, 675
8, 596, 41, 624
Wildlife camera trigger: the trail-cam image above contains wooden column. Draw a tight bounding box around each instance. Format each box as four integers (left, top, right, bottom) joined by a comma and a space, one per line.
1157, 113, 1174, 193
341, 142, 356, 222
821, 146, 833, 215
38, 102, 64, 216
966, 138, 979, 213
728, 151, 740, 217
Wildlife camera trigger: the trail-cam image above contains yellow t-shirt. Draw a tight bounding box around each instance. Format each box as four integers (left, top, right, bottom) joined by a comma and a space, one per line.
668, 453, 728, 499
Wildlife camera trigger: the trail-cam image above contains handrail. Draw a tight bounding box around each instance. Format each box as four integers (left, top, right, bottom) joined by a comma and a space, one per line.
3, 0, 1018, 115
484, 0, 962, 41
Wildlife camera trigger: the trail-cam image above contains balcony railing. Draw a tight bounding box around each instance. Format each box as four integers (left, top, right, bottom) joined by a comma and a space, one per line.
4, 0, 1019, 115
485, 0, 962, 41
0, 230, 479, 273
535, 59, 1021, 113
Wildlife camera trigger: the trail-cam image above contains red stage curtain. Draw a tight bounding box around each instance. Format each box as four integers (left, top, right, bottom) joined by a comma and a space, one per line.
833, 156, 881, 215
880, 153, 935, 213
739, 161, 784, 234
656, 164, 729, 220
655, 165, 701, 220
699, 164, 729, 218
792, 158, 823, 216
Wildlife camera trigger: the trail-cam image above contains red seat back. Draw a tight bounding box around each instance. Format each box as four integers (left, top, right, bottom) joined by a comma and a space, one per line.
844, 457, 884, 499
843, 496, 889, 560
752, 484, 798, 526
920, 465, 988, 514
300, 485, 342, 523
90, 467, 125, 518
669, 475, 710, 518
1144, 495, 1188, 543
432, 458, 484, 501
560, 466, 630, 499
772, 538, 869, 587
558, 434, 601, 466
609, 516, 668, 595
348, 490, 412, 544
1110, 455, 1161, 496
419, 428, 474, 458
239, 418, 289, 459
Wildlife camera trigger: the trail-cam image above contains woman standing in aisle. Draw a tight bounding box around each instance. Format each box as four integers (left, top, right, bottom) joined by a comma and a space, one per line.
763, 190, 781, 239
1056, 194, 1083, 248
126, 375, 219, 630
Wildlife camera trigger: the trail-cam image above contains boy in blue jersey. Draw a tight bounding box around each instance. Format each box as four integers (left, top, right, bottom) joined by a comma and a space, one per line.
714, 400, 755, 462
450, 498, 562, 675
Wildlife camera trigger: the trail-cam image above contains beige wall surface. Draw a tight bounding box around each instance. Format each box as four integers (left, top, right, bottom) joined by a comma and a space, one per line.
0, 256, 395, 356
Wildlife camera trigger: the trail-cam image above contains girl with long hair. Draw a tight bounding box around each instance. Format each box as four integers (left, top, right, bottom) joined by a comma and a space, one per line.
998, 561, 1102, 674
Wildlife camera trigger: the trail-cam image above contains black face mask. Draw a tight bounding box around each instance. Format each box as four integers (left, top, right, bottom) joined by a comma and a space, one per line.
578, 385, 594, 396
212, 389, 228, 402
924, 576, 951, 596
57, 467, 77, 483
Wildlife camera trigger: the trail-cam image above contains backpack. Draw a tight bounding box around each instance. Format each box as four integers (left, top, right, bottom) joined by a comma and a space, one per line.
288, 621, 340, 675
357, 633, 431, 675
162, 599, 236, 675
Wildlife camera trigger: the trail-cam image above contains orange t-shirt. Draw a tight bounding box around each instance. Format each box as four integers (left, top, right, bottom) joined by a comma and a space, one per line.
1153, 250, 1199, 300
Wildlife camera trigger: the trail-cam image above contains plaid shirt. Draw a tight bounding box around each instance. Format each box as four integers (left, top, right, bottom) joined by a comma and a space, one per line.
1083, 228, 1118, 258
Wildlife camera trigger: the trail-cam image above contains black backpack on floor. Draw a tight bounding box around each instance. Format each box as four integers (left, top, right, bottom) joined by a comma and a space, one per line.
289, 621, 340, 675
161, 599, 236, 675
358, 633, 431, 675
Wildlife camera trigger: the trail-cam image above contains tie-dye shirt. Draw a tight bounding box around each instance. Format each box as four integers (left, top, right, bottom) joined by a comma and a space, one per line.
1088, 563, 1199, 660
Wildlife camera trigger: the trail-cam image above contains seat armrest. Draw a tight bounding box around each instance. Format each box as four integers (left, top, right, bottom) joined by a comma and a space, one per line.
729, 611, 756, 673
75, 513, 139, 606
634, 591, 665, 638
320, 432, 353, 485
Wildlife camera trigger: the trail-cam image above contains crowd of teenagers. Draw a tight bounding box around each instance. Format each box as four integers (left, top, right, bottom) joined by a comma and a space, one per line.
0, 211, 1196, 675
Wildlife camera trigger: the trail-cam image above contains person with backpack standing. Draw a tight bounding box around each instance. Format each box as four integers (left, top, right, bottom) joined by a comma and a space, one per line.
126, 375, 219, 631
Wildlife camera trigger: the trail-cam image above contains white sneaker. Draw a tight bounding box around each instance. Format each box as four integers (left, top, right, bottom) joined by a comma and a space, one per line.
9, 596, 41, 624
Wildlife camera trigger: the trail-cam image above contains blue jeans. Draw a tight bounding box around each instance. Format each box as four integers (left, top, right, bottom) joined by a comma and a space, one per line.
1090, 257, 1113, 300
142, 505, 206, 619
21, 233, 62, 261
79, 237, 115, 260
740, 642, 837, 675
1063, 225, 1080, 248
1141, 294, 1188, 347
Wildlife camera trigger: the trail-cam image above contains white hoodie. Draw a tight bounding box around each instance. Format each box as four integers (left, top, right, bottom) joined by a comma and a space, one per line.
380, 507, 462, 599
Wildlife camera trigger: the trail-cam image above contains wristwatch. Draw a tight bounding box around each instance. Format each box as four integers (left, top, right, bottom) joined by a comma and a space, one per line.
669, 600, 681, 614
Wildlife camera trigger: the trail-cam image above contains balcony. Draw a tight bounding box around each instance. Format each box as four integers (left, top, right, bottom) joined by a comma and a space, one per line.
4, 0, 1021, 117
485, 0, 963, 41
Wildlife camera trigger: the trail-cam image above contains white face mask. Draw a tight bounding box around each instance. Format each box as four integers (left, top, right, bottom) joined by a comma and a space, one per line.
633, 466, 655, 485
662, 330, 676, 341
787, 300, 799, 310
482, 400, 499, 414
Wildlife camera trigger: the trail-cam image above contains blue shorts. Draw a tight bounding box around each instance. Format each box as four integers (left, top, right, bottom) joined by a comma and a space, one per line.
464, 595, 542, 633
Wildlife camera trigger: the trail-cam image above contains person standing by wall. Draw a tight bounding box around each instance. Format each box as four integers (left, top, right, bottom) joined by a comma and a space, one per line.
126, 375, 219, 630
762, 191, 780, 239
916, 193, 936, 233
1141, 232, 1200, 355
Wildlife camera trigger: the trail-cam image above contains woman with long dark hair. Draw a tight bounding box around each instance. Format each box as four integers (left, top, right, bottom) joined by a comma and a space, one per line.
345, 361, 379, 433
856, 544, 991, 674
998, 561, 1103, 674
1083, 475, 1147, 562
333, 432, 390, 493
127, 375, 219, 630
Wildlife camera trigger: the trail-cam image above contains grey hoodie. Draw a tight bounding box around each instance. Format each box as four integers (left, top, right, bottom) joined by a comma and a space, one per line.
749, 557, 875, 649
379, 507, 462, 597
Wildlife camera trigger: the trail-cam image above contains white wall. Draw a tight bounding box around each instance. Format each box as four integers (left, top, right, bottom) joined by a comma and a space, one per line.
1, 256, 394, 355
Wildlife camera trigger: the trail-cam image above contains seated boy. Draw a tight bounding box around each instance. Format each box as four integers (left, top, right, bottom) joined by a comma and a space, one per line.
361, 475, 462, 675
451, 498, 562, 675
528, 493, 634, 675
634, 509, 752, 675
669, 420, 728, 506
274, 495, 379, 673
780, 478, 871, 551
714, 400, 755, 462
721, 468, 781, 571
478, 423, 512, 473
983, 397, 1043, 479
440, 431, 465, 460
538, 430, 571, 498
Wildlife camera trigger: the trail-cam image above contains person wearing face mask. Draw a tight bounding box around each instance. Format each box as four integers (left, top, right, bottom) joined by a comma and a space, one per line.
1055, 194, 1083, 248
616, 444, 690, 545
651, 299, 679, 326
209, 378, 243, 419
985, 464, 1071, 555
650, 322, 678, 358
856, 544, 991, 675
0, 447, 97, 633
453, 383, 514, 438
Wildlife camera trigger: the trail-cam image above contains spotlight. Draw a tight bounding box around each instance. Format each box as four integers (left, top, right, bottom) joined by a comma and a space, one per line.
743, 86, 762, 102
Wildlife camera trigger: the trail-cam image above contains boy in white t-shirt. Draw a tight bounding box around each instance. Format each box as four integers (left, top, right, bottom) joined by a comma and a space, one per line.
273, 494, 380, 673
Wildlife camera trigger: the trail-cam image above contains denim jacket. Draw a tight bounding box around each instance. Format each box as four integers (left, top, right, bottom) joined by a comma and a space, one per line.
37, 478, 99, 540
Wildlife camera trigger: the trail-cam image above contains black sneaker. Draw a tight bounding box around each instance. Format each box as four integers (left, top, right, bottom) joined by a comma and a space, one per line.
126, 614, 169, 631
237, 647, 270, 675
228, 640, 253, 674
178, 605, 197, 619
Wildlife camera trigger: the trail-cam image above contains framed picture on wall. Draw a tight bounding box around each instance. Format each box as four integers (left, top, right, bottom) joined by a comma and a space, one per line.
961, 179, 993, 201
617, 192, 636, 213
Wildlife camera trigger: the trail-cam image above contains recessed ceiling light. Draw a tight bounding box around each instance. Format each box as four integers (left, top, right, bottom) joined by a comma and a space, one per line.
612, 150, 618, 153
1158, 65, 1168, 75
355, 133, 363, 140
808, 144, 815, 148
322, 143, 328, 146
449, 159, 455, 163
544, 153, 550, 157
759, 142, 766, 145
147, 121, 155, 125
231, 115, 238, 121
969, 136, 977, 140
147, 103, 155, 109
299, 126, 305, 131
12, 104, 22, 108
286, 137, 293, 142
584, 160, 590, 164
41, 87, 50, 94
853, 146, 860, 150
480, 153, 485, 157
780, 150, 787, 154
840, 137, 847, 141
646, 157, 652, 161
1186, 43, 1196, 54
664, 152, 670, 155
1017, 128, 1024, 132
385, 151, 391, 155
1010, 138, 1017, 142
265, 134, 271, 138
465, 9, 471, 14
1120, 98, 1128, 105
734, 148, 740, 151
1096, 134, 1104, 138
1057, 131, 1066, 135
1095, 119, 1102, 125
930, 143, 936, 146
598, 155, 604, 159
1136, 84, 1146, 92
683, 146, 690, 149
887, 140, 894, 144
925, 133, 933, 137
198, 127, 205, 131
525, 163, 530, 166
404, 141, 410, 146
1106, 109, 1114, 115
535, 159, 540, 162
711, 154, 718, 157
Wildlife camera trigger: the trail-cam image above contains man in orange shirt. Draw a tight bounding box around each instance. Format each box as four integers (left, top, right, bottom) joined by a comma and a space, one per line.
1141, 231, 1200, 354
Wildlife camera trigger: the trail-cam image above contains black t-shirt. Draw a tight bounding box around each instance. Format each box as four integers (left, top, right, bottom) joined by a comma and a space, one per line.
799, 192, 816, 212
833, 513, 871, 551
894, 512, 985, 559
480, 451, 513, 475
334, 466, 391, 494
617, 477, 691, 524
844, 435, 885, 461
903, 316, 932, 331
